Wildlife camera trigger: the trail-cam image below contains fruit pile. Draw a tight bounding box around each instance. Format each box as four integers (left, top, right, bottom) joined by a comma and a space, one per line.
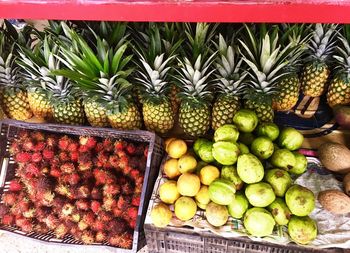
0, 129, 148, 248
151, 109, 318, 245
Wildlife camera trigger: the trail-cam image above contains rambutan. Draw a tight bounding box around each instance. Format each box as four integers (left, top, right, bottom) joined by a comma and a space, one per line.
60, 163, 75, 174
35, 206, 51, 221
93, 169, 116, 185
95, 231, 107, 242
81, 230, 95, 244
78, 219, 89, 231
62, 203, 75, 217
11, 204, 22, 216
58, 136, 72, 151
15, 152, 31, 163
31, 152, 42, 163
92, 218, 105, 232
78, 160, 93, 172
112, 206, 122, 217
9, 142, 20, 155
44, 214, 59, 230
37, 177, 53, 192
94, 143, 104, 153
8, 180, 22, 192
103, 197, 117, 211
59, 152, 70, 162
54, 223, 69, 239
80, 136, 97, 149
80, 170, 93, 181
17, 199, 30, 212
97, 152, 109, 167
31, 131, 45, 142
70, 151, 79, 162
51, 196, 65, 210
2, 192, 17, 206
67, 142, 79, 152
0, 204, 9, 216
50, 167, 61, 178
130, 169, 141, 180
82, 211, 95, 227
126, 143, 136, 155
1, 214, 14, 225
70, 226, 82, 240
108, 155, 120, 170
33, 141, 45, 152
103, 184, 120, 196
22, 139, 35, 151
91, 187, 103, 200
76, 199, 89, 211
16, 217, 33, 233
116, 195, 131, 211
75, 185, 90, 198
108, 232, 133, 249
71, 211, 81, 223
131, 194, 141, 207
114, 140, 124, 151
43, 149, 54, 160
90, 200, 101, 214
143, 146, 149, 157
23, 208, 35, 218
99, 210, 113, 223
54, 184, 71, 198
61, 173, 80, 186
33, 222, 49, 233
108, 218, 127, 234
121, 182, 134, 195
126, 206, 138, 222
46, 136, 57, 148
103, 139, 114, 152
25, 163, 41, 177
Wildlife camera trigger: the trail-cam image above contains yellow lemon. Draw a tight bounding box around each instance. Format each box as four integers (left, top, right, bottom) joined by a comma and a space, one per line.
167, 139, 187, 158
165, 138, 177, 153
177, 173, 201, 197
178, 154, 197, 173
199, 165, 220, 185
195, 185, 210, 205
174, 196, 197, 221
163, 158, 181, 179
159, 181, 181, 204
151, 203, 172, 227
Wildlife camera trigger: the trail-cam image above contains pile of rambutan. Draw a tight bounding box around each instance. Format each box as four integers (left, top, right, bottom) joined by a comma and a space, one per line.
0, 129, 148, 249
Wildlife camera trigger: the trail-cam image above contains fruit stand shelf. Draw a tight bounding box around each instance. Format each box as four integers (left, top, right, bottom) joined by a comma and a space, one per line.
1, 0, 350, 23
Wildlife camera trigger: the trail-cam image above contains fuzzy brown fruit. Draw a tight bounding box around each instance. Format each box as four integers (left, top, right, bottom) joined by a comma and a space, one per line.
318, 189, 350, 215
344, 173, 350, 196
318, 143, 350, 174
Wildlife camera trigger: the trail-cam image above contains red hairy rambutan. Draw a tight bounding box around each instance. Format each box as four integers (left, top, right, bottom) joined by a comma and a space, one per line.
95, 231, 107, 242
50, 167, 61, 178
126, 144, 136, 155
61, 173, 80, 186
44, 214, 59, 229
15, 152, 31, 163
2, 192, 17, 206
90, 200, 101, 214
31, 131, 45, 141
58, 136, 72, 151
46, 136, 57, 148
22, 139, 34, 151
78, 219, 89, 231
8, 180, 22, 192
92, 219, 105, 231
33, 222, 50, 233
42, 149, 54, 160
131, 194, 141, 207
54, 223, 69, 238
70, 151, 79, 162
103, 197, 117, 211
108, 218, 127, 234
79, 136, 97, 149
103, 139, 114, 152
67, 142, 79, 152
76, 199, 90, 211
94, 143, 104, 153
108, 232, 133, 249
91, 187, 103, 200
1, 214, 14, 225
9, 142, 20, 155
59, 152, 70, 162
76, 185, 90, 198
103, 184, 120, 196
31, 152, 42, 163
60, 163, 75, 174
112, 206, 122, 217
93, 169, 116, 185
33, 141, 45, 152
0, 204, 9, 216
82, 211, 95, 227
116, 195, 131, 211
81, 230, 95, 244
99, 210, 113, 223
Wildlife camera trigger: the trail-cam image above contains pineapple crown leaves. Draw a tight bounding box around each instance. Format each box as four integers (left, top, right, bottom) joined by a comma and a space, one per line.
184, 23, 219, 63
239, 24, 296, 96
135, 53, 176, 104
214, 33, 247, 96
333, 35, 350, 79
306, 23, 338, 63
17, 36, 74, 101
175, 53, 217, 105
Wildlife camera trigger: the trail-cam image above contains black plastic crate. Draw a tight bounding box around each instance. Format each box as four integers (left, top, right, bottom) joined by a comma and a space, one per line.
144, 224, 346, 253
0, 119, 164, 252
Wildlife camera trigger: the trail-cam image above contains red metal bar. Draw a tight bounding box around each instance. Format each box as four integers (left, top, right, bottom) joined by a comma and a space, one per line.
0, 1, 350, 23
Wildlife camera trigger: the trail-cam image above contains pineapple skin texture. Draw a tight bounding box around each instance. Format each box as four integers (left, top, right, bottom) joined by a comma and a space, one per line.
327, 76, 350, 107
107, 104, 142, 130
28, 91, 53, 120
211, 95, 240, 130
142, 100, 174, 134
301, 63, 330, 97
83, 99, 109, 127
169, 84, 180, 114
0, 89, 32, 121
53, 99, 85, 125
245, 100, 274, 123
179, 102, 210, 137
273, 74, 300, 111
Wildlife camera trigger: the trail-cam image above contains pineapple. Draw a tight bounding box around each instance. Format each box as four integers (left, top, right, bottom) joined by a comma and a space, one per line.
175, 23, 217, 137
211, 34, 246, 130
17, 36, 84, 125
272, 24, 311, 111
239, 25, 296, 122
176, 55, 215, 136
57, 22, 141, 130
300, 24, 337, 97
327, 31, 350, 107
134, 23, 182, 134
0, 21, 32, 120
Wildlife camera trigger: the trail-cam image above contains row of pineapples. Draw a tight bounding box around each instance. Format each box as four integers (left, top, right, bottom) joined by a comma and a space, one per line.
0, 21, 349, 137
